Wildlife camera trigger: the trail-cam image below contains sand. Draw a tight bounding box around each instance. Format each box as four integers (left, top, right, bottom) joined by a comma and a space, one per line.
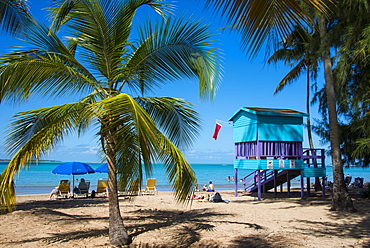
0, 189, 369, 247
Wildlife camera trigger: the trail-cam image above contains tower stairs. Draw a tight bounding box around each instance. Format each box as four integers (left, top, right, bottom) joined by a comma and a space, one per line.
242, 169, 301, 193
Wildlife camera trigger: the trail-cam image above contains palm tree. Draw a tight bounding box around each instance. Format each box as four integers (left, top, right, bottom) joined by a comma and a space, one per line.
268, 25, 319, 149
0, 0, 222, 246
268, 25, 322, 191
0, 0, 31, 34
204, 0, 357, 212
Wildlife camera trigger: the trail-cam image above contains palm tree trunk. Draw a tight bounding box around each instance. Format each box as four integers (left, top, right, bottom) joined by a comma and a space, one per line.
319, 17, 355, 212
105, 129, 131, 245
306, 69, 314, 149
307, 68, 321, 191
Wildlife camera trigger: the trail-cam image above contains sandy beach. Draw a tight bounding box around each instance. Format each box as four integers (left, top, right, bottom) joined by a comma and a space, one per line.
0, 190, 369, 247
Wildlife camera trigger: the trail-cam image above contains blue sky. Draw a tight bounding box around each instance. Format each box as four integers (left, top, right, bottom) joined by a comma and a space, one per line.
0, 1, 326, 164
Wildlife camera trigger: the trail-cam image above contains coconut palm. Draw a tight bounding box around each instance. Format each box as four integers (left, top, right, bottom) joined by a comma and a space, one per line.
0, 0, 222, 245
0, 0, 31, 34
268, 25, 320, 149
204, 0, 358, 212
268, 25, 322, 191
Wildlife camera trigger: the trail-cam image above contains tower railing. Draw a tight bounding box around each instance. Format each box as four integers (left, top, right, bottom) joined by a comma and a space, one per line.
302, 148, 325, 168
235, 141, 303, 159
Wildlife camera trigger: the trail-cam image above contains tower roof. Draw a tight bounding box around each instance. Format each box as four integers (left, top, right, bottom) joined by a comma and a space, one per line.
229, 107, 308, 121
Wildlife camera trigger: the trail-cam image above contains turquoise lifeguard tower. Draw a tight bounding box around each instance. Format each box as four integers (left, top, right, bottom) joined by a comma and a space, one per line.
229, 107, 326, 200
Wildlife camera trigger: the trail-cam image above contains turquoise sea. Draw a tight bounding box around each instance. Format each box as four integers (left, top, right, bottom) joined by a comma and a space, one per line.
1, 161, 370, 195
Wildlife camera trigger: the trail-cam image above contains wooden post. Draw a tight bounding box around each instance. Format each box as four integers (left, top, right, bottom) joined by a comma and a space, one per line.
287, 170, 291, 197
300, 173, 304, 199
307, 177, 311, 196
274, 170, 277, 196
234, 168, 238, 197
257, 170, 261, 200
322, 176, 326, 198
322, 149, 326, 198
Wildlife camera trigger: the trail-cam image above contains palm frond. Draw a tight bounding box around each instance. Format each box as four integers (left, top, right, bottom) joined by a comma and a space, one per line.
274, 60, 306, 94
97, 93, 159, 181
48, 0, 174, 85
5, 102, 95, 157
0, 22, 103, 103
0, 101, 96, 211
205, 0, 331, 57
96, 93, 196, 200
136, 96, 201, 149
267, 48, 297, 64
0, 0, 32, 35
121, 16, 222, 100
157, 134, 196, 202
0, 51, 98, 103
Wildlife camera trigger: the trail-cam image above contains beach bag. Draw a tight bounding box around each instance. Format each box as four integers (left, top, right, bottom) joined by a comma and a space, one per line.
212, 192, 223, 203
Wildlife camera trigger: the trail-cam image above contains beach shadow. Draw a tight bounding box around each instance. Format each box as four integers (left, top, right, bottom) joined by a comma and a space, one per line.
292, 196, 370, 243
2, 227, 108, 246
2, 198, 113, 246
14, 197, 109, 211
291, 211, 370, 247
123, 208, 265, 247
232, 192, 333, 210
230, 234, 295, 248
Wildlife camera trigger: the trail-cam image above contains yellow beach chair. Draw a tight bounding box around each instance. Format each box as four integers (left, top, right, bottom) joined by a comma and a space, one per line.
96, 179, 108, 197
56, 180, 71, 199
141, 179, 158, 195
127, 179, 141, 196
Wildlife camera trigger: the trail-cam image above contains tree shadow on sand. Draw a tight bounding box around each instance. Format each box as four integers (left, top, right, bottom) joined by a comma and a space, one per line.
14, 197, 109, 211
120, 207, 264, 247
4, 228, 109, 246
2, 197, 265, 247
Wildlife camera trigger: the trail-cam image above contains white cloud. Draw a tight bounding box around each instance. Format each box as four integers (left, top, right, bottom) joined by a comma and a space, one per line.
43, 144, 101, 162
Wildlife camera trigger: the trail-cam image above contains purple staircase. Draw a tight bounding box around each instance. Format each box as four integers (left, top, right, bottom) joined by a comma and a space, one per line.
242, 169, 302, 193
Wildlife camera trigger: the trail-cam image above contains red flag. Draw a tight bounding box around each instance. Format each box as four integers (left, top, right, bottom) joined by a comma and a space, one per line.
212, 123, 222, 140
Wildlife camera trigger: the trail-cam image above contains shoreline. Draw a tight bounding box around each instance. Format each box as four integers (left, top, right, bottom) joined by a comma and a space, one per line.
1, 189, 369, 247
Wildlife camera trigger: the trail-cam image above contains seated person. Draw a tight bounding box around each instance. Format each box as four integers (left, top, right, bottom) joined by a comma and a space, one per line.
77, 178, 89, 194
345, 174, 352, 186
49, 187, 59, 199
354, 177, 364, 188
202, 184, 207, 191
207, 181, 215, 192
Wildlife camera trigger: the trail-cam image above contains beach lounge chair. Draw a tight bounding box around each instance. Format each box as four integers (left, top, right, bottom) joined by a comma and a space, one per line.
74, 179, 90, 198
54, 180, 71, 199
141, 179, 158, 195
126, 179, 141, 196
96, 179, 108, 197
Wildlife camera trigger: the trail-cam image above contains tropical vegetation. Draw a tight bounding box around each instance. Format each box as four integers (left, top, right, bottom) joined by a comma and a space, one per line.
0, 0, 222, 246
203, 0, 367, 212
267, 24, 322, 190
0, 0, 31, 34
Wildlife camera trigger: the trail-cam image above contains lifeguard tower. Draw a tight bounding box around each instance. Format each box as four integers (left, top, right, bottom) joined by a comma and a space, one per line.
229, 107, 326, 200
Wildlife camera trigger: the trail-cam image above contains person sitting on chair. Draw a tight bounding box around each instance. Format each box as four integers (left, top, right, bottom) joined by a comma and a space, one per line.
207, 181, 215, 192
78, 178, 88, 193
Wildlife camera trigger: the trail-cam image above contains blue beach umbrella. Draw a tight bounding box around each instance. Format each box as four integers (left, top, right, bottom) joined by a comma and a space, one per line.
52, 162, 95, 189
95, 163, 108, 173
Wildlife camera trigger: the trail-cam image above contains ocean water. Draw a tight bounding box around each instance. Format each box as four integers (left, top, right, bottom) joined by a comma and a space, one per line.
0, 161, 370, 195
